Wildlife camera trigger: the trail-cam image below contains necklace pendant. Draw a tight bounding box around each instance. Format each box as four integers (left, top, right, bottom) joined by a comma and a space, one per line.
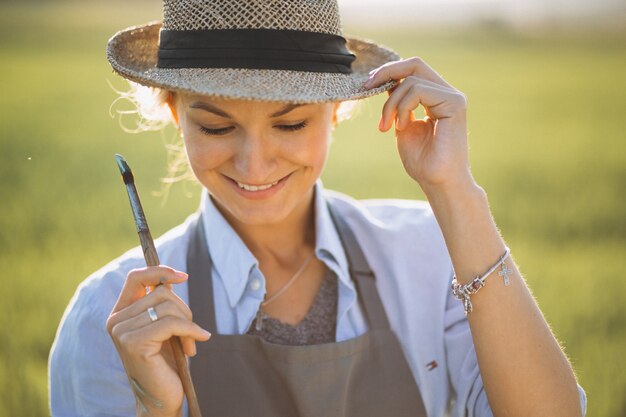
255, 309, 264, 331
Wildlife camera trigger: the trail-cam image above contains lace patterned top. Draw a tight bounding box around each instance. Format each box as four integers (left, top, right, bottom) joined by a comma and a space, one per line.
246, 269, 338, 345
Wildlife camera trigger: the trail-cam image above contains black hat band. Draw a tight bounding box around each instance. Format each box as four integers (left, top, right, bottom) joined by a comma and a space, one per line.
157, 29, 356, 74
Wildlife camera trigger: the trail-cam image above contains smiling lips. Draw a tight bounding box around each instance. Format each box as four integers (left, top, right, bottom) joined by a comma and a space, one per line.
225, 172, 292, 196
236, 180, 279, 191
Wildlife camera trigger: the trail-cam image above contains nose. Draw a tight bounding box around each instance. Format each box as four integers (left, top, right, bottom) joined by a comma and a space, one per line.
233, 133, 277, 183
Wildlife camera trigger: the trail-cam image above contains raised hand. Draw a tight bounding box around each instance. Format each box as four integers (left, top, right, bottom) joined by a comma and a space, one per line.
365, 57, 474, 195
106, 266, 211, 417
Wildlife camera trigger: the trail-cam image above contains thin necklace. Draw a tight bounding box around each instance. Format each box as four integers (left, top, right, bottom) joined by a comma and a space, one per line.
255, 252, 316, 331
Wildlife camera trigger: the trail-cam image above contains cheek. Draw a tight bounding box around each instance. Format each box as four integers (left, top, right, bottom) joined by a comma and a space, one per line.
281, 134, 329, 176
309, 139, 330, 172
304, 126, 332, 171
182, 133, 231, 176
284, 115, 333, 167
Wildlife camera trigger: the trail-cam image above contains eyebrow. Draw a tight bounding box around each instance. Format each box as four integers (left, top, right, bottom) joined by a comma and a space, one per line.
189, 102, 232, 118
270, 104, 306, 118
189, 102, 306, 119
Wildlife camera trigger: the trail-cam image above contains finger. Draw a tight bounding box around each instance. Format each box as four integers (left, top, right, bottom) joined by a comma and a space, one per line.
365, 57, 455, 90
381, 77, 458, 132
110, 295, 192, 335
396, 82, 466, 130
178, 333, 199, 357
380, 76, 418, 132
111, 300, 203, 356
158, 333, 199, 359
112, 266, 188, 314
109, 285, 193, 331
118, 316, 211, 358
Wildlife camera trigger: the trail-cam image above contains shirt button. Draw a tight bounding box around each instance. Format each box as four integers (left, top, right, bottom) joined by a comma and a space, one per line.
249, 279, 262, 291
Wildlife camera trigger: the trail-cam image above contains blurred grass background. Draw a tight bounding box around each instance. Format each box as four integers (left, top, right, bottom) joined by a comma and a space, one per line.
1, 1, 625, 416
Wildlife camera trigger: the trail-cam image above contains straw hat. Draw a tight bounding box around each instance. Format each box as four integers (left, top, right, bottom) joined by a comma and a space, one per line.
106, 0, 400, 103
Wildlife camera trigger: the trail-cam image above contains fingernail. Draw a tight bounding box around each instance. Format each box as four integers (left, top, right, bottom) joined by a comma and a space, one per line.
378, 117, 384, 131
175, 271, 188, 279
202, 329, 211, 338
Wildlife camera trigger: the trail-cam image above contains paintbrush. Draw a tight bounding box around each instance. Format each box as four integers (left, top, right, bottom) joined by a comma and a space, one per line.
115, 154, 203, 417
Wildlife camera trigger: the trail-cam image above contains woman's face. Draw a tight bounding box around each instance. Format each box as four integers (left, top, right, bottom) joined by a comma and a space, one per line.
172, 94, 337, 226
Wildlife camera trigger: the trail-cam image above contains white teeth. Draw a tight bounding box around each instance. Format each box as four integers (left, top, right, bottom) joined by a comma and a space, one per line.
236, 180, 279, 191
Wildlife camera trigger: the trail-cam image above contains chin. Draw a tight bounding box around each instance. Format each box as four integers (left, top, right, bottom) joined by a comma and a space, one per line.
227, 203, 294, 226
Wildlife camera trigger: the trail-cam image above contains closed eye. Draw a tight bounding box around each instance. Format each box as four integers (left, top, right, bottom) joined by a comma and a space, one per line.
199, 122, 307, 136
275, 121, 307, 132
199, 126, 235, 136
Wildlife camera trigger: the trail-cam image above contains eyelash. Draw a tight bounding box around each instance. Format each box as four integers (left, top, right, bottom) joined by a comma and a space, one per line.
277, 121, 307, 132
199, 122, 307, 136
199, 126, 234, 136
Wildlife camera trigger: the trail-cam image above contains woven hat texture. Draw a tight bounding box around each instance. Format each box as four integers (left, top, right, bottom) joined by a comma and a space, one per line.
107, 0, 400, 103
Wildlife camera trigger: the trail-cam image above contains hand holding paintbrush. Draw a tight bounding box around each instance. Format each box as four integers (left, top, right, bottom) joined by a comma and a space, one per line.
106, 154, 205, 417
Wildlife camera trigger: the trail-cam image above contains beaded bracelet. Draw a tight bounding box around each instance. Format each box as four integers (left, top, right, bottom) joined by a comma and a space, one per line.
451, 247, 512, 315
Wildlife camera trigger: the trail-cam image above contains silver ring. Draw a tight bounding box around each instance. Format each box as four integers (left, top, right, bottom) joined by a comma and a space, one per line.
147, 306, 158, 322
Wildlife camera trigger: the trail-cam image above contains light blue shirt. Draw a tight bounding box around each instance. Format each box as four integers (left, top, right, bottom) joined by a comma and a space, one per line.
49, 182, 587, 417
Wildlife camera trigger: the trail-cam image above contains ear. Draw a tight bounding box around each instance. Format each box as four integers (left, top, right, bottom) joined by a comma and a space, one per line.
166, 92, 180, 127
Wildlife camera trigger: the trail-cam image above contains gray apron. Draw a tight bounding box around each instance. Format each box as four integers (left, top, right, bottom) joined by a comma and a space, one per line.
187, 203, 427, 417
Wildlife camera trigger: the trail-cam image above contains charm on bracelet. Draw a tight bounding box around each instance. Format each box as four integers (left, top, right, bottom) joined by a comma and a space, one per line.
498, 262, 513, 286
451, 247, 511, 315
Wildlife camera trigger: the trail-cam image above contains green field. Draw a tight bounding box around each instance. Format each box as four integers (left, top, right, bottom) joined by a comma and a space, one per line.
1, 2, 625, 416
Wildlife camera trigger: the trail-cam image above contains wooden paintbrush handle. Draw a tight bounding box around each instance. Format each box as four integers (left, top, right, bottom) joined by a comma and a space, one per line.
139, 231, 160, 267
170, 338, 203, 417
139, 230, 203, 417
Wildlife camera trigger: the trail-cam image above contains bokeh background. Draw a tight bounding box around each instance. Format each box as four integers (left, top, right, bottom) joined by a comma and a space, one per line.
1, 0, 625, 415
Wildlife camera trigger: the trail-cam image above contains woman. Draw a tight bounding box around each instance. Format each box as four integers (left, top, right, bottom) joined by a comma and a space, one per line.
49, 1, 586, 416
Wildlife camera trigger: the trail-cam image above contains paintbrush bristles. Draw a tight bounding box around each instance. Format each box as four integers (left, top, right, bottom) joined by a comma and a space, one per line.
115, 154, 134, 184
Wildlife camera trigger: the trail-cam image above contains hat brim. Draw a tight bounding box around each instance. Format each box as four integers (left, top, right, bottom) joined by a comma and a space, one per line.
107, 22, 400, 103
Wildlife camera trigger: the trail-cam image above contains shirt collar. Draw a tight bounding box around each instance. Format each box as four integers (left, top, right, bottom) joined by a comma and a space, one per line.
200, 190, 258, 308
199, 181, 352, 309
312, 181, 351, 289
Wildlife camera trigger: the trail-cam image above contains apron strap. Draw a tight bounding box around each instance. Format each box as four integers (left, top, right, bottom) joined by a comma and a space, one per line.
325, 202, 392, 330
187, 214, 217, 332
